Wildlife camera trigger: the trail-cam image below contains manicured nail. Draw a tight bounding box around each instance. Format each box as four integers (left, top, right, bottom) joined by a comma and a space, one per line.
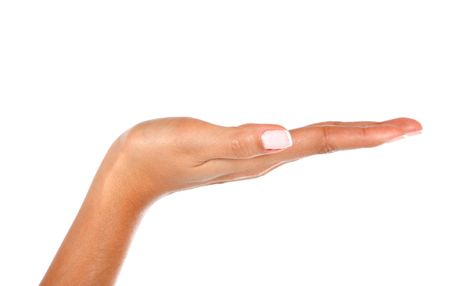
406, 130, 422, 136
261, 130, 293, 150
386, 135, 406, 143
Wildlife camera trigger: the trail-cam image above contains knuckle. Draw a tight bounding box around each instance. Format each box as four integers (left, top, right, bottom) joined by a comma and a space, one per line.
230, 127, 256, 158
230, 136, 252, 158
318, 126, 336, 154
358, 127, 379, 147
359, 126, 368, 138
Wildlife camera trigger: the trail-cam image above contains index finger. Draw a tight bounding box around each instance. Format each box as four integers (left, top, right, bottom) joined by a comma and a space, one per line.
287, 124, 405, 158
247, 123, 408, 168
203, 118, 422, 183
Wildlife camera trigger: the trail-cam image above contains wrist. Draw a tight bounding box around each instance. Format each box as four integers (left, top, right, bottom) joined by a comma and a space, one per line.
90, 135, 162, 215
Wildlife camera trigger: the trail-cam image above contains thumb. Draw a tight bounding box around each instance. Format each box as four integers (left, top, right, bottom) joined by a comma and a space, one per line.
211, 123, 293, 159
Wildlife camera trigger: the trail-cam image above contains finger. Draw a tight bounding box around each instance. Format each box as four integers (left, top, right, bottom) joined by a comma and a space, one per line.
207, 123, 406, 177
382, 117, 423, 133
306, 117, 422, 133
305, 120, 377, 127
203, 123, 293, 159
286, 123, 406, 157
201, 118, 422, 183
202, 118, 421, 160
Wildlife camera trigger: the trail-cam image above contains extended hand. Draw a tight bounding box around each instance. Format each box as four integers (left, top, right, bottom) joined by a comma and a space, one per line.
107, 117, 422, 208
41, 116, 422, 286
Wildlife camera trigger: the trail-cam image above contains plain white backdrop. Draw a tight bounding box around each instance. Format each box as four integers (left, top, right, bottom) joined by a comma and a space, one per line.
0, 1, 449, 285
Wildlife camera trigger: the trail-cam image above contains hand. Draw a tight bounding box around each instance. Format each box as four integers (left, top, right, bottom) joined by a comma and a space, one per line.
107, 117, 422, 209
42, 116, 422, 285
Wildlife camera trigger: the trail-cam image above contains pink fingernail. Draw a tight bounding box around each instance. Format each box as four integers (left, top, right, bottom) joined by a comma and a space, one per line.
386, 135, 406, 143
261, 130, 293, 150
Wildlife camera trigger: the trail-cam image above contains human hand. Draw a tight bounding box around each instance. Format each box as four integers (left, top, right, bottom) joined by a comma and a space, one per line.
105, 117, 422, 210
42, 116, 422, 285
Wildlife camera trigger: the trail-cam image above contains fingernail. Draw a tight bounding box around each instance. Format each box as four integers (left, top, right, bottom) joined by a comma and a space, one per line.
261, 130, 293, 150
406, 130, 422, 136
386, 135, 406, 143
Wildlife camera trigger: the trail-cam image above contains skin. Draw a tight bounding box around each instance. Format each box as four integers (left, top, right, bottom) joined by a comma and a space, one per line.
40, 117, 422, 285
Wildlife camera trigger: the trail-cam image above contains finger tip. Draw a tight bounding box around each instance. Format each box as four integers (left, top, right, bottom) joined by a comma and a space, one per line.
401, 117, 423, 132
412, 119, 423, 131
368, 125, 404, 144
385, 117, 423, 133
380, 117, 423, 144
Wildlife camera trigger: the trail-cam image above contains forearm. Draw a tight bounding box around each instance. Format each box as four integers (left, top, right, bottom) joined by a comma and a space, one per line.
41, 140, 152, 285
40, 117, 421, 285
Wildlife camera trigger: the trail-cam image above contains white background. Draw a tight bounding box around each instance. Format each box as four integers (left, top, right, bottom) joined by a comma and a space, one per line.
1, 1, 449, 285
